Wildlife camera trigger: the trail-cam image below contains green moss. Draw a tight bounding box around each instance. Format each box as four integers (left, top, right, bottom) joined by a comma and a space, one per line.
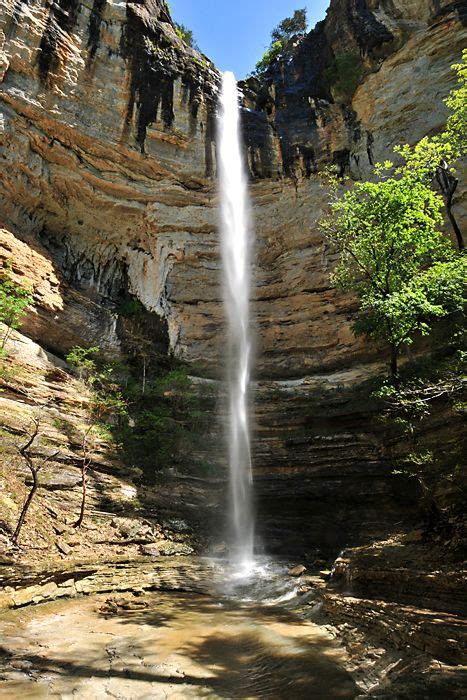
325, 52, 363, 98
117, 298, 145, 318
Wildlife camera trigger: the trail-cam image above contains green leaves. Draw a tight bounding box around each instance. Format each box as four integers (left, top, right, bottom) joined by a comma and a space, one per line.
0, 260, 33, 348
66, 346, 99, 380
320, 51, 466, 376
174, 23, 198, 50
255, 41, 284, 75
324, 52, 363, 99
254, 8, 307, 75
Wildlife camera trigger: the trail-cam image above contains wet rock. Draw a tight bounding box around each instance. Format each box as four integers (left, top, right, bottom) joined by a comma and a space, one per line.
157, 542, 194, 556
288, 564, 306, 577
140, 544, 160, 557
319, 570, 332, 580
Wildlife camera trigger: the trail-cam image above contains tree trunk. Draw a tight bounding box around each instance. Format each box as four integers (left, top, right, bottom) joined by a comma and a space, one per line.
436, 164, 464, 251
11, 462, 39, 545
74, 433, 91, 528
1, 326, 12, 350
389, 346, 399, 379
73, 462, 87, 529
446, 200, 465, 252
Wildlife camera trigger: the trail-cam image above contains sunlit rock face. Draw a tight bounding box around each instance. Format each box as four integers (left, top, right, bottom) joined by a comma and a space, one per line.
243, 1, 466, 553
0, 0, 221, 362
1, 0, 465, 372
244, 1, 466, 380
0, 0, 466, 553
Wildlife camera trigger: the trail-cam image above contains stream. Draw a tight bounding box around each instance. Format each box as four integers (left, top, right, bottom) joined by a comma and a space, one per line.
0, 586, 356, 699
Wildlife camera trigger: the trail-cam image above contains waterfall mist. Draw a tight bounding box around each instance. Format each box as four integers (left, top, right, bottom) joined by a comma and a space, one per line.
218, 71, 255, 571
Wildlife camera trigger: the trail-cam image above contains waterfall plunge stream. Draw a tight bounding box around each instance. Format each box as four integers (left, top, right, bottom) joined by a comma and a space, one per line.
218, 72, 255, 571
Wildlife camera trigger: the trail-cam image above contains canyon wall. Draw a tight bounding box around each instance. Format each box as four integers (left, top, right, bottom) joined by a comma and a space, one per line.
1, 0, 465, 553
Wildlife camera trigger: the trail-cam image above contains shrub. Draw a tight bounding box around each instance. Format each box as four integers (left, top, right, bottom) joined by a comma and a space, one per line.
0, 260, 33, 349
325, 52, 362, 98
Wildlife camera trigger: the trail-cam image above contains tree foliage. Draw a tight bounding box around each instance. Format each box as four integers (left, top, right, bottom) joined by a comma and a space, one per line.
324, 52, 363, 98
255, 41, 283, 75
0, 260, 33, 349
66, 346, 207, 479
320, 53, 466, 377
270, 9, 307, 44
118, 366, 205, 476
254, 8, 307, 75
175, 22, 198, 50
373, 354, 466, 535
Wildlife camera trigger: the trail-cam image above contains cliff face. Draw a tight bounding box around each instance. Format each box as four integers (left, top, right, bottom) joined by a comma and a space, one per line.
0, 0, 221, 361
0, 0, 465, 554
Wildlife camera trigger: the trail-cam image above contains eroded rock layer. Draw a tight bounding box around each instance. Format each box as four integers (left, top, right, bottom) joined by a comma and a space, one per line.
0, 0, 465, 555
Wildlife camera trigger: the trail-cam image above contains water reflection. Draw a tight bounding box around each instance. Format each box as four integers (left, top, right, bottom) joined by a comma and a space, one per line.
0, 590, 356, 698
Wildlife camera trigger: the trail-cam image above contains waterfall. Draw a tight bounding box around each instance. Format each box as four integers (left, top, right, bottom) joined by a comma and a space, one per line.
218, 71, 254, 571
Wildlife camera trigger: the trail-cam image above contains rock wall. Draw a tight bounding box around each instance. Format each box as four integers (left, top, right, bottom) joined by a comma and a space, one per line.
0, 0, 221, 361
1, 0, 466, 554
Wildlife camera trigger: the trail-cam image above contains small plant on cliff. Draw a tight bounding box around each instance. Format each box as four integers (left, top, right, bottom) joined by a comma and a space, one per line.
66, 346, 128, 527
175, 23, 198, 50
324, 52, 363, 99
255, 42, 284, 75
0, 260, 33, 350
66, 345, 100, 382
254, 8, 307, 75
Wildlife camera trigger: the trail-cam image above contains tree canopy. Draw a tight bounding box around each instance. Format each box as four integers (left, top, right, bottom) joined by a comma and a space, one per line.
271, 9, 307, 45
254, 8, 307, 75
320, 52, 466, 377
175, 23, 198, 50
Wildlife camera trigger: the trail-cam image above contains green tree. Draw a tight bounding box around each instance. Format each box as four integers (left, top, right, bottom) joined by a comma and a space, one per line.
0, 261, 33, 349
321, 175, 465, 376
391, 50, 466, 250
175, 23, 198, 50
271, 9, 307, 44
255, 8, 307, 75
320, 54, 467, 377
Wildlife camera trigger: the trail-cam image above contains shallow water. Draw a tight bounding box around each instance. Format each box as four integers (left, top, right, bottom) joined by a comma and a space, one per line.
0, 590, 356, 698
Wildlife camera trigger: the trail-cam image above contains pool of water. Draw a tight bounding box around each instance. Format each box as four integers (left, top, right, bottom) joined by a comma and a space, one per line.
0, 583, 356, 699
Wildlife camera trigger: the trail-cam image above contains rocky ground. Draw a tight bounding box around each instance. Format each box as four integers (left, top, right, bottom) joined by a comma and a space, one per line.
0, 327, 200, 569
0, 328, 465, 697
313, 534, 467, 696
0, 590, 357, 698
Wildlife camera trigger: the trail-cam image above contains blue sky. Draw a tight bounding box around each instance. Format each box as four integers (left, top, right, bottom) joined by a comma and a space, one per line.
169, 1, 330, 78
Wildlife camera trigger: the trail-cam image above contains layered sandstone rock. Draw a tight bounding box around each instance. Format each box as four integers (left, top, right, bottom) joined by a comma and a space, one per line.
0, 0, 465, 555
0, 0, 221, 363
1, 1, 465, 375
